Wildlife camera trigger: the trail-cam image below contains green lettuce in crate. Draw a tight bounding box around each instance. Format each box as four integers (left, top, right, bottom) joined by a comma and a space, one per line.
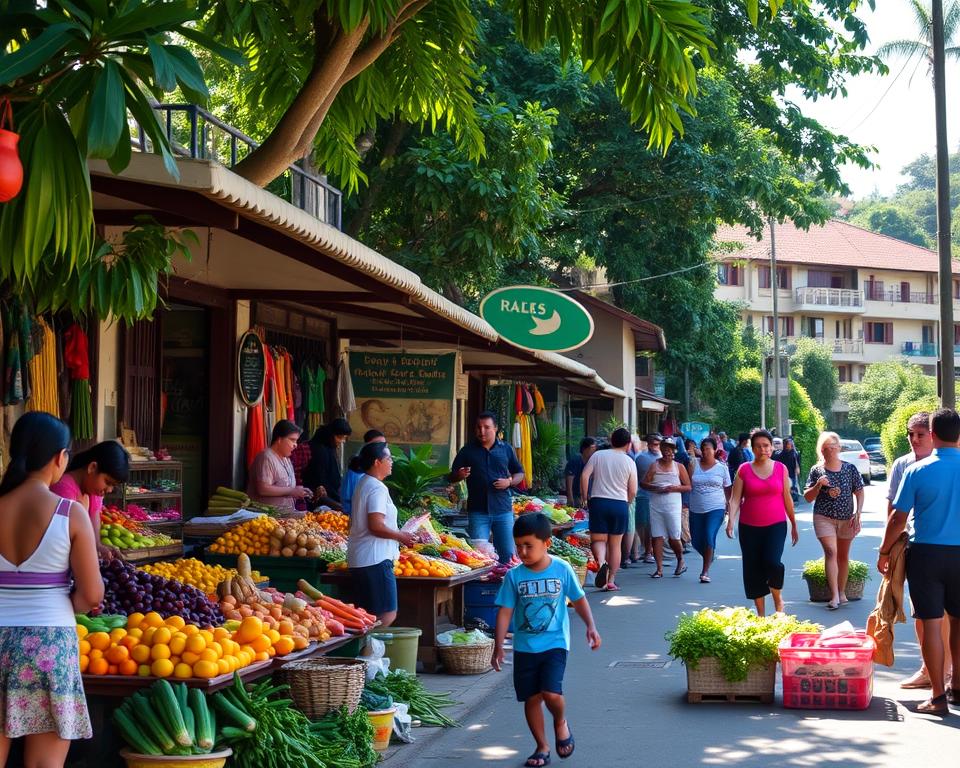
666, 607, 821, 682
802, 558, 870, 587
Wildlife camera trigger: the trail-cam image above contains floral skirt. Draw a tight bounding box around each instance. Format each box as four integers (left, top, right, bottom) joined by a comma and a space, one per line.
0, 625, 92, 740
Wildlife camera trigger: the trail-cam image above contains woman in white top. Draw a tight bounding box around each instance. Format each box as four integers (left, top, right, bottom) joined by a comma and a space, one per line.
0, 412, 103, 766
580, 428, 638, 592
347, 442, 415, 627
688, 437, 732, 583
641, 440, 691, 578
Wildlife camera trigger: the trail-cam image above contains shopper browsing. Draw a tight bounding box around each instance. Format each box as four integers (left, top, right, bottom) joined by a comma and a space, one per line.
492, 513, 601, 767
881, 408, 960, 715
0, 412, 104, 766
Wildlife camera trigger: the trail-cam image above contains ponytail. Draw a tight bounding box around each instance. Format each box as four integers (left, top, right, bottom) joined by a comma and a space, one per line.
0, 412, 71, 496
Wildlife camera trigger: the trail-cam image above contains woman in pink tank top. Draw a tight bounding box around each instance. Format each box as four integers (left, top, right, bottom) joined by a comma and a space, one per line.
726, 430, 799, 616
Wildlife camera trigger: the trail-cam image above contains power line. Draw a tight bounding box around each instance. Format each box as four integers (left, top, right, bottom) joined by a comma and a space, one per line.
557, 261, 714, 291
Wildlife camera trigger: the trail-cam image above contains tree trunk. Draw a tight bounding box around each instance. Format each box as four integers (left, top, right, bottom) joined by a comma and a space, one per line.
347, 119, 410, 238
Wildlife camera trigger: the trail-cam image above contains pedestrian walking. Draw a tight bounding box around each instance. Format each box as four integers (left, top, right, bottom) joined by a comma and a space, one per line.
886, 413, 953, 691
881, 408, 960, 715
719, 431, 736, 456
774, 436, 802, 502
803, 431, 864, 610
641, 439, 691, 578
450, 411, 525, 563
727, 432, 752, 478
634, 434, 661, 564
689, 437, 731, 583
726, 429, 799, 616
681, 438, 699, 552
563, 437, 597, 509
581, 428, 638, 591
492, 513, 601, 766
0, 412, 104, 766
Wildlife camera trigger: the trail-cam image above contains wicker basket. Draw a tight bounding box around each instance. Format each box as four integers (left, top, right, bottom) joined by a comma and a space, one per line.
573, 564, 588, 586
685, 657, 776, 703
280, 657, 366, 718
437, 637, 494, 675
804, 576, 865, 603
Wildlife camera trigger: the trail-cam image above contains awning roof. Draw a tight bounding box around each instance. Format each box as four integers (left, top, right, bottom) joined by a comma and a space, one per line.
89, 155, 624, 397
636, 387, 678, 406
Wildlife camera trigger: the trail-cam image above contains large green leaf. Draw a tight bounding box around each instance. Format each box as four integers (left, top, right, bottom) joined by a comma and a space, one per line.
0, 22, 76, 85
86, 59, 126, 157
146, 35, 178, 91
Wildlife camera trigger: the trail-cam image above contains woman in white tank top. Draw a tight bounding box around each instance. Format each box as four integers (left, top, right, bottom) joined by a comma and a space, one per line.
0, 412, 103, 764
640, 440, 691, 578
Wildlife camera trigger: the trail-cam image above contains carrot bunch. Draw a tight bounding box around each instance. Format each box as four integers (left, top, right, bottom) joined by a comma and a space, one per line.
296, 579, 378, 632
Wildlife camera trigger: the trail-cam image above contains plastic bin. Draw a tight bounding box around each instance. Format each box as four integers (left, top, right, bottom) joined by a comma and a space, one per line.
371, 627, 422, 675
464, 581, 500, 627
779, 631, 875, 710
367, 708, 396, 751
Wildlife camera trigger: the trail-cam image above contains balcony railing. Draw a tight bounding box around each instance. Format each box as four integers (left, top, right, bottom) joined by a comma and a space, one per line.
132, 104, 343, 229
784, 336, 863, 355
886, 289, 936, 304
794, 286, 864, 308
902, 342, 938, 357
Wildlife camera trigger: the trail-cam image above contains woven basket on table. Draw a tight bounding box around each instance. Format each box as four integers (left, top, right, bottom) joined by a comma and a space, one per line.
573, 564, 588, 586
438, 637, 494, 675
280, 657, 366, 718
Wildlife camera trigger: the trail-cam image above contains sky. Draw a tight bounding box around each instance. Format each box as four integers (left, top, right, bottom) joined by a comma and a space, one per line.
795, 0, 960, 199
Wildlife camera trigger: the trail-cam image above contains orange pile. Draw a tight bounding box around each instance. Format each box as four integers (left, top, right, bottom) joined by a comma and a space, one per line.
394, 551, 456, 578
78, 613, 293, 679
309, 510, 350, 535
207, 516, 277, 555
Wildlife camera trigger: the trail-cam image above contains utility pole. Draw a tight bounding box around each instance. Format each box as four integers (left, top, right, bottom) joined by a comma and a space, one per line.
770, 217, 784, 434
760, 357, 767, 429
684, 365, 691, 420
933, 0, 956, 407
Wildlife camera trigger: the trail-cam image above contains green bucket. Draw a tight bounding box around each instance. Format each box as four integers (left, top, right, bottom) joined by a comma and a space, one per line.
372, 627, 422, 675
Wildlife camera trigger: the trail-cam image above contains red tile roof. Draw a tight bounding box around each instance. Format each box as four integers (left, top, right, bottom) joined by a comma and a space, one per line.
714, 219, 960, 274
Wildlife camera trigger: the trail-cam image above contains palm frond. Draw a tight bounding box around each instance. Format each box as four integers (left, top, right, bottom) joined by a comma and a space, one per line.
908, 0, 933, 42
876, 38, 930, 62
944, 1, 960, 41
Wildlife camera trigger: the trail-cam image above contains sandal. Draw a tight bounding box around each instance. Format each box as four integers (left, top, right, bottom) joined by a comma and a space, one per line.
651, 572, 663, 579
826, 602, 840, 611
917, 693, 949, 715
594, 563, 608, 589
525, 752, 551, 767
947, 688, 959, 705
674, 563, 687, 577
556, 722, 575, 759
603, 583, 620, 592
699, 574, 711, 583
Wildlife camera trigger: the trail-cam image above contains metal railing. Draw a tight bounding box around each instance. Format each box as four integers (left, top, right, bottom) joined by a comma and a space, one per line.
794, 286, 865, 308
885, 289, 936, 304
784, 336, 863, 355
132, 104, 342, 229
901, 341, 938, 356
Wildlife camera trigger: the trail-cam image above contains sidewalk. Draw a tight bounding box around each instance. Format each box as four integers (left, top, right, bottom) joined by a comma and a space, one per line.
384, 483, 960, 765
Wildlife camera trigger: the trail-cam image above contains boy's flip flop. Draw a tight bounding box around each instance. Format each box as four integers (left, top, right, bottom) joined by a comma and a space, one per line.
525, 751, 551, 766
557, 722, 575, 759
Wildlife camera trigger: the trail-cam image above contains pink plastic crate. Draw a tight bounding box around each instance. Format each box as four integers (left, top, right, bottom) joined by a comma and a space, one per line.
779, 631, 875, 710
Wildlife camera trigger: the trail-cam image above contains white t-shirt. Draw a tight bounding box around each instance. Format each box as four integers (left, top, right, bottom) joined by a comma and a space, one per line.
348, 475, 399, 568
584, 449, 637, 502
690, 460, 731, 514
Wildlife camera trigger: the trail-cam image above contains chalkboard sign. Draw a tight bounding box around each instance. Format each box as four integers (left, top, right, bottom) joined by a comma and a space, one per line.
237, 331, 266, 406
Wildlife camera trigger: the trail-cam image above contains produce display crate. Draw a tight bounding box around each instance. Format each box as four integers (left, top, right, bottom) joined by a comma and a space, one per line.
779, 632, 875, 710
202, 550, 338, 593
81, 659, 273, 697
803, 576, 865, 602
120, 542, 184, 563
685, 657, 776, 704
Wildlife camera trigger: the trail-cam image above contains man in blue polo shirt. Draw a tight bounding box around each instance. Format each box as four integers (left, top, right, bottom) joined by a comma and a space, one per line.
881, 407, 960, 715
450, 411, 525, 563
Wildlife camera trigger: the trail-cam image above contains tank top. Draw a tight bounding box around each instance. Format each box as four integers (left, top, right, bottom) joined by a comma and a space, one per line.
0, 498, 76, 627
738, 462, 787, 527
648, 460, 682, 516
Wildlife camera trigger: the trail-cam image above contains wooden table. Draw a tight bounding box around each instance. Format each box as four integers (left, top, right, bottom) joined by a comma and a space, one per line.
320, 566, 494, 672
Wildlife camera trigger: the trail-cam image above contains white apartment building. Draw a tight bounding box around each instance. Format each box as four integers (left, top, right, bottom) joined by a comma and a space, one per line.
713, 219, 960, 425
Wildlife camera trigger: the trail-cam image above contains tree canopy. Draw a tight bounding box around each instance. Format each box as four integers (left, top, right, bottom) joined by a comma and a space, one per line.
789, 337, 839, 421
843, 360, 937, 433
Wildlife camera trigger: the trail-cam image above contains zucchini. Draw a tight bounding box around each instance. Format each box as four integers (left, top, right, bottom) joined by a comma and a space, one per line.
128, 693, 176, 753
189, 687, 214, 751
214, 487, 249, 500
151, 679, 192, 747
212, 693, 256, 732
113, 707, 162, 755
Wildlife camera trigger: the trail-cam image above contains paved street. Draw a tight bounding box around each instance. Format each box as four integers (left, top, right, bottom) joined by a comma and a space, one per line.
388, 478, 960, 766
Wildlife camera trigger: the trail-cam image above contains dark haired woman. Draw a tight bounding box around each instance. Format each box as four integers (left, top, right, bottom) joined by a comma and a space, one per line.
347, 442, 416, 627
247, 420, 312, 516
726, 430, 799, 616
51, 440, 130, 561
0, 412, 103, 765
688, 437, 731, 583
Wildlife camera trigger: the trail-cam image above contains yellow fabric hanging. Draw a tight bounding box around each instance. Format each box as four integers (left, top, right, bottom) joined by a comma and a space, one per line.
519, 413, 534, 489
25, 318, 59, 416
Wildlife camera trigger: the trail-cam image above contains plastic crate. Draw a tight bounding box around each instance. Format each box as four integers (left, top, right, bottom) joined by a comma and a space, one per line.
779, 631, 875, 710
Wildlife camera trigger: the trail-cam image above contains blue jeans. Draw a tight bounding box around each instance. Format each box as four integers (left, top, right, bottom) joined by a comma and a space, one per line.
468, 510, 516, 563
690, 508, 725, 559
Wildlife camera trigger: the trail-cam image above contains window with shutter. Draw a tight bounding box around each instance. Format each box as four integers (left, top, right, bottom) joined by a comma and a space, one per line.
758, 266, 771, 289
121, 318, 162, 448
777, 267, 791, 290
884, 323, 893, 344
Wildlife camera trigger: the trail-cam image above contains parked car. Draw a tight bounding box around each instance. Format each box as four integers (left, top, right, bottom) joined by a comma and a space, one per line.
868, 452, 887, 480
863, 436, 882, 453
839, 439, 871, 485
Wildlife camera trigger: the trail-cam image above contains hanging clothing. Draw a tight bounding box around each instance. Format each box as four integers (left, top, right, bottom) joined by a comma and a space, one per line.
63, 323, 92, 439
518, 414, 534, 490
336, 354, 355, 416
25, 317, 59, 416
532, 385, 545, 415
284, 353, 295, 421
246, 403, 267, 469
2, 299, 35, 405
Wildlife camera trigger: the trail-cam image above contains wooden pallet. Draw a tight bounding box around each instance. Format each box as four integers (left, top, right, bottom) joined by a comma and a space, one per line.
688, 690, 774, 704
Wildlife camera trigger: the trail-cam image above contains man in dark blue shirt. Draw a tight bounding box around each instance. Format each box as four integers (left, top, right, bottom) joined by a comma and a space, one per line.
450, 411, 525, 562
564, 437, 597, 508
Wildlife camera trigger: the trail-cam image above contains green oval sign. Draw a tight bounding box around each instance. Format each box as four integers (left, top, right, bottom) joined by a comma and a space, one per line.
480, 286, 595, 353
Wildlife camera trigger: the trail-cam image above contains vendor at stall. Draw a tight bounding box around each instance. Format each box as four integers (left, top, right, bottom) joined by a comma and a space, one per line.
302, 418, 352, 511
348, 441, 416, 627
247, 420, 312, 515
50, 440, 130, 561
450, 411, 524, 563
341, 429, 385, 516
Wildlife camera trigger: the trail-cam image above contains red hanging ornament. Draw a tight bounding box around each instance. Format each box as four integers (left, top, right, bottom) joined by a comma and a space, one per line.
0, 99, 23, 203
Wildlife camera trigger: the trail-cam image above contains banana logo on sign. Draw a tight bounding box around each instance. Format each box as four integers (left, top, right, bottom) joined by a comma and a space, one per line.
529, 309, 561, 336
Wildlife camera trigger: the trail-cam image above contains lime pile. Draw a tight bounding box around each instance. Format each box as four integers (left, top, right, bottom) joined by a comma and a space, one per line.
100, 523, 174, 550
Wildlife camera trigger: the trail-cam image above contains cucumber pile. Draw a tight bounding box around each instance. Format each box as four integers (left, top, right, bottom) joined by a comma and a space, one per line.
113, 679, 216, 756
548, 538, 588, 567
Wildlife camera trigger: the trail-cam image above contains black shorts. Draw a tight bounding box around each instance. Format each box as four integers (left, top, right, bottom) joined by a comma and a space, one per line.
350, 560, 398, 615
905, 543, 960, 620
513, 648, 567, 701
588, 497, 629, 535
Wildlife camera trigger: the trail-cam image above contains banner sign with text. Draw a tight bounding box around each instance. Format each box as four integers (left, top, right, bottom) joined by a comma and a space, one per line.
347, 350, 457, 465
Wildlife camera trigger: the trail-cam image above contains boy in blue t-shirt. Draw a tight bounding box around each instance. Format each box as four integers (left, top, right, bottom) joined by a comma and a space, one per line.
493, 513, 601, 767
